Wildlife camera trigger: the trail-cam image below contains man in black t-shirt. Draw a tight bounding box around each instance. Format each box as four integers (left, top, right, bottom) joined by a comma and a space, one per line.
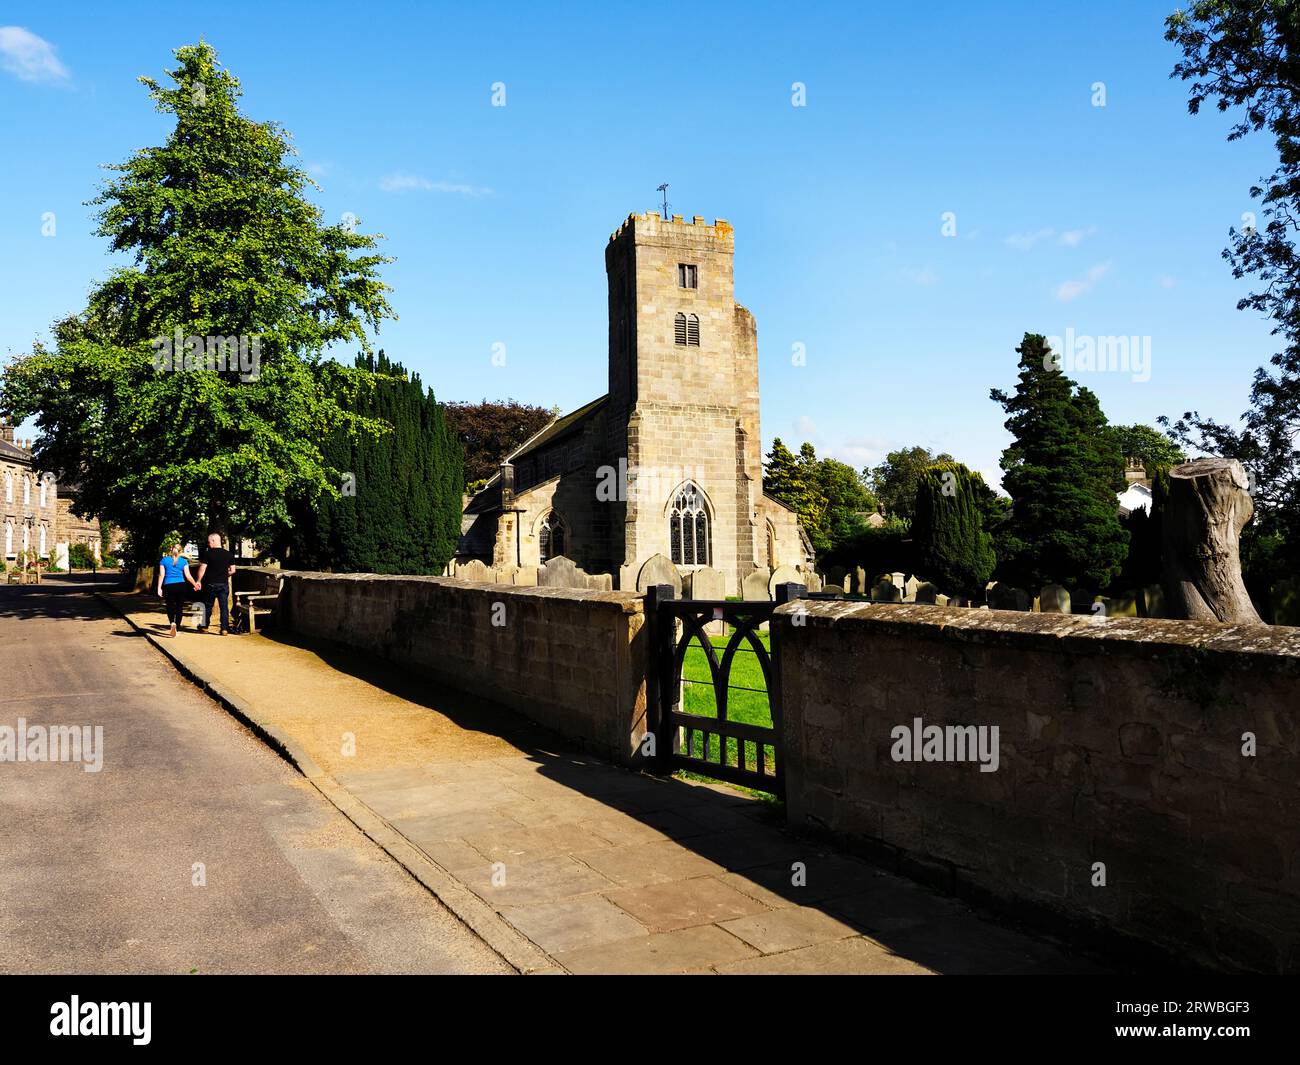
195, 533, 237, 634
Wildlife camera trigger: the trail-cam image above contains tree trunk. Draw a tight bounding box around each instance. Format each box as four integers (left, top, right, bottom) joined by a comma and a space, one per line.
1161, 458, 1263, 624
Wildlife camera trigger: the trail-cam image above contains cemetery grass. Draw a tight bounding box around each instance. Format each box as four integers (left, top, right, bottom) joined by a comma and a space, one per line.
679, 628, 779, 798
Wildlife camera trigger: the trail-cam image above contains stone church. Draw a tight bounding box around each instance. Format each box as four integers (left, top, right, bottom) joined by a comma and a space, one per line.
460, 211, 811, 596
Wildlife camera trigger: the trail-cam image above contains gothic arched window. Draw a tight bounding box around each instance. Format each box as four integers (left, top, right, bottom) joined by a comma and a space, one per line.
669, 483, 710, 566
687, 313, 700, 346
673, 313, 700, 347
538, 511, 566, 563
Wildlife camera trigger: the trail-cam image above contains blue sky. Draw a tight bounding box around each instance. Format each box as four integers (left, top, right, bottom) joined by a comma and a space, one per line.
0, 1, 1281, 488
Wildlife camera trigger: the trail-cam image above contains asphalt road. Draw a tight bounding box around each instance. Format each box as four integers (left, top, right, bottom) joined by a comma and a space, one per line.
0, 576, 510, 974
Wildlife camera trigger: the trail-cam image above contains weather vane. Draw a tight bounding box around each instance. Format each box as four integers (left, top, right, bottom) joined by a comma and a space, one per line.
657, 183, 670, 220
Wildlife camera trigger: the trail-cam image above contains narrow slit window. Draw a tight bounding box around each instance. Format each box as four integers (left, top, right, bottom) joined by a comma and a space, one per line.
674, 312, 687, 346
687, 313, 700, 346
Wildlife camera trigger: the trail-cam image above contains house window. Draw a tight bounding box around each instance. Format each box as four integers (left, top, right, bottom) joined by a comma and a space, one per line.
669, 483, 710, 566
674, 313, 700, 347
539, 511, 565, 563
677, 263, 698, 289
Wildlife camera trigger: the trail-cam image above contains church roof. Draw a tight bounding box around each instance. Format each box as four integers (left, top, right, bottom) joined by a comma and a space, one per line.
464, 394, 608, 515
509, 394, 607, 463
0, 439, 32, 463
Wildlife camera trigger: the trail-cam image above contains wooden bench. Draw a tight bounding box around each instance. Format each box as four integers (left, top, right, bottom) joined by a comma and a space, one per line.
231, 568, 283, 634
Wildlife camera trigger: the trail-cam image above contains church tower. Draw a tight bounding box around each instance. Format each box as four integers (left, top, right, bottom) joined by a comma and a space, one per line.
604, 212, 764, 593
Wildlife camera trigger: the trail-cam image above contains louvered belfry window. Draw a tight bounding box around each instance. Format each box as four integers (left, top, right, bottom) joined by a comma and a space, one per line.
687, 313, 700, 346
669, 483, 710, 566
674, 312, 687, 346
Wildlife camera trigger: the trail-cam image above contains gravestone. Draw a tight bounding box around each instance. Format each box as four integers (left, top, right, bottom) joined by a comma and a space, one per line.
890, 572, 906, 593
685, 565, 726, 601
636, 553, 682, 595
803, 569, 823, 593
825, 566, 847, 592
903, 575, 921, 602
459, 559, 494, 583
853, 567, 868, 595
586, 572, 614, 592
769, 565, 802, 599
914, 581, 939, 604
935, 593, 950, 607
742, 567, 773, 601
1040, 584, 1072, 614
539, 556, 589, 590
988, 582, 1031, 611
872, 579, 901, 603
1139, 584, 1165, 619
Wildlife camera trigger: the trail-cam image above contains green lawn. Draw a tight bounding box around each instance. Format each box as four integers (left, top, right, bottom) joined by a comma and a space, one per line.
678, 625, 777, 780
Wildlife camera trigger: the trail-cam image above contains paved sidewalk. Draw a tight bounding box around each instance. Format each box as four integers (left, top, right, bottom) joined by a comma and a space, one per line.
109, 590, 1106, 975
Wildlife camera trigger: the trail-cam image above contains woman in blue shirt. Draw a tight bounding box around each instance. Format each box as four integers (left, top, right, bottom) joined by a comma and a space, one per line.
155, 542, 198, 638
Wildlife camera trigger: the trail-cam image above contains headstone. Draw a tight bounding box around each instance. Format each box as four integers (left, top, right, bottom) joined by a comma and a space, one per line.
1139, 584, 1165, 619
459, 559, 494, 583
853, 567, 868, 595
890, 572, 906, 593
805, 570, 823, 593
635, 553, 682, 595
768, 565, 802, 599
1040, 584, 1072, 614
935, 593, 951, 607
826, 566, 847, 592
539, 556, 589, 590
872, 579, 901, 603
988, 582, 1031, 611
586, 572, 614, 592
903, 575, 921, 602
742, 567, 773, 601
914, 581, 939, 604
1108, 592, 1138, 617
684, 565, 726, 600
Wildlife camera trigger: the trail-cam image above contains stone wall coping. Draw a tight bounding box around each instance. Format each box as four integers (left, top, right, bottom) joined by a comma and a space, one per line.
775, 600, 1300, 671
280, 571, 645, 614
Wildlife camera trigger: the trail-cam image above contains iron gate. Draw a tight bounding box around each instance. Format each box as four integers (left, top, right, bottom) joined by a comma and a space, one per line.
645, 583, 804, 797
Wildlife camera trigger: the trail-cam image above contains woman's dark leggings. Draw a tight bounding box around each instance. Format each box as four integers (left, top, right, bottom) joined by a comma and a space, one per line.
163, 582, 187, 626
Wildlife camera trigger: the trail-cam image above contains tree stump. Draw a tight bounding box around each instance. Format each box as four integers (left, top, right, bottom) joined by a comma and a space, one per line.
1161, 458, 1263, 624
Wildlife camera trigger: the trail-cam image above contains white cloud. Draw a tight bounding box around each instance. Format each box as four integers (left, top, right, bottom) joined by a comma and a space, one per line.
793, 415, 820, 442
1055, 262, 1112, 302
379, 172, 493, 197
1058, 226, 1097, 247
0, 26, 70, 84
1005, 227, 1055, 251
901, 266, 939, 286
834, 437, 892, 469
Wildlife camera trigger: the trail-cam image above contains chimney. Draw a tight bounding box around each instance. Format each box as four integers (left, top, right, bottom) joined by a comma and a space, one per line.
0, 418, 12, 445
500, 461, 515, 507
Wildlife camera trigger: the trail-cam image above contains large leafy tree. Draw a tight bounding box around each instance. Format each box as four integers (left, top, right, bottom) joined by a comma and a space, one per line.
1162, 1, 1300, 575
869, 445, 955, 522
912, 461, 996, 597
290, 352, 463, 574
762, 439, 876, 555
0, 42, 392, 573
1107, 423, 1186, 473
443, 399, 555, 489
990, 333, 1128, 592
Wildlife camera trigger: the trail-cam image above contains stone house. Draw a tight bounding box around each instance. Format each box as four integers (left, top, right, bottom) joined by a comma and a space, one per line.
0, 419, 56, 565
460, 211, 810, 595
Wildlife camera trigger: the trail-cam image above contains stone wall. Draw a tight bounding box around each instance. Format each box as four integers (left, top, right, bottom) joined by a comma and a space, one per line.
281, 573, 648, 765
774, 600, 1300, 972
